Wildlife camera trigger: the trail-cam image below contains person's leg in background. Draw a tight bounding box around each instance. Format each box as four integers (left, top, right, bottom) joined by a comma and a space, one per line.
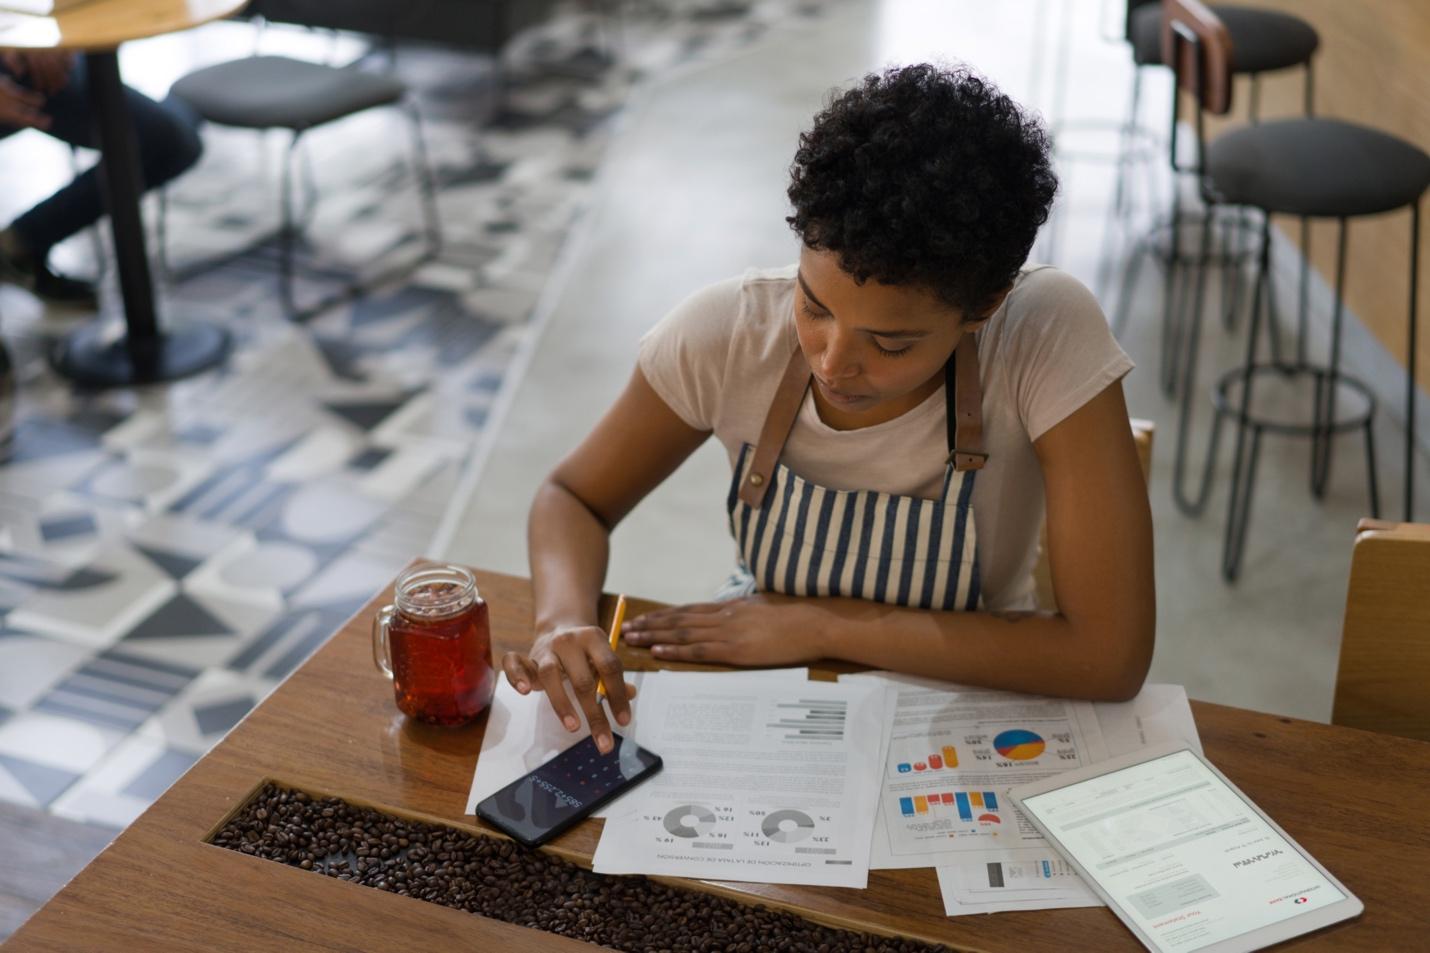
0, 52, 204, 308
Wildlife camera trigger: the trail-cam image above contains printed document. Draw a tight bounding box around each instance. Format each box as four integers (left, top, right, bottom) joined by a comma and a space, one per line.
592, 675, 892, 887
466, 667, 808, 818
935, 684, 1205, 916
841, 672, 1111, 870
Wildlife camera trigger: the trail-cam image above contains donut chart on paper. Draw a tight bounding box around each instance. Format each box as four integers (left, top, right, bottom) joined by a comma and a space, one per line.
664, 804, 717, 838
761, 809, 815, 843
993, 729, 1046, 761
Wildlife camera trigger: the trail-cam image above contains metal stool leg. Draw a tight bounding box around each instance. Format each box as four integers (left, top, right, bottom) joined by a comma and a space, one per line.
1110, 233, 1152, 340
1310, 218, 1350, 499
1159, 189, 1185, 396
1363, 417, 1382, 520
1223, 425, 1264, 581
279, 132, 301, 317
1220, 216, 1274, 581
403, 100, 443, 257
1407, 199, 1422, 521
1171, 198, 1225, 516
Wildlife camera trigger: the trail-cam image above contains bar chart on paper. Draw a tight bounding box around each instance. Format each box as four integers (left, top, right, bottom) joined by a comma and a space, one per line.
899, 790, 1002, 824
890, 737, 961, 777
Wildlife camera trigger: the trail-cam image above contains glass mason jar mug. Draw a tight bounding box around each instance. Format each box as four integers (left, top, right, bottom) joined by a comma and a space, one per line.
372, 564, 495, 726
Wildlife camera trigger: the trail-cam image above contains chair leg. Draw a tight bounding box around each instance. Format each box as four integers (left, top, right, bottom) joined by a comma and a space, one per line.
1296, 217, 1311, 367
156, 188, 170, 281
1159, 189, 1185, 396
1407, 199, 1422, 521
1110, 233, 1151, 340
1171, 199, 1223, 516
403, 100, 443, 258
1363, 419, 1381, 520
1222, 425, 1264, 581
279, 132, 302, 317
1219, 217, 1274, 581
1094, 67, 1146, 306
1311, 218, 1350, 499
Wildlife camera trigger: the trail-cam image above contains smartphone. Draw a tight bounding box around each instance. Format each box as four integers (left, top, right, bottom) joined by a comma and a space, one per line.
476, 733, 663, 848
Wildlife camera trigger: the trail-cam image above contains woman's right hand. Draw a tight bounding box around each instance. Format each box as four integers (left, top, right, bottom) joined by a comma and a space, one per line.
502, 624, 635, 755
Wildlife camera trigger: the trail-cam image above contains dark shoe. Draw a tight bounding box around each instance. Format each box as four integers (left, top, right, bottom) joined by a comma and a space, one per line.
0, 243, 99, 310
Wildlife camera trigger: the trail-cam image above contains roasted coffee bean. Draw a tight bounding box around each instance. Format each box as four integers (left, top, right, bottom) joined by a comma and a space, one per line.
213, 783, 948, 953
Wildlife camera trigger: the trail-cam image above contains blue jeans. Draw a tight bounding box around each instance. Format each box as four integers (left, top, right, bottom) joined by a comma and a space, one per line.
0, 56, 203, 255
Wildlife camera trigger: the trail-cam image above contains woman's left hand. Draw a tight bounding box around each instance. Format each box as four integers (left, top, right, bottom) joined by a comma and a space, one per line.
622, 595, 827, 667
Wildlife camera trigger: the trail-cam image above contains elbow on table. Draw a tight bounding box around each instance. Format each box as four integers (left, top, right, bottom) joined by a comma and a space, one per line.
1075, 617, 1155, 702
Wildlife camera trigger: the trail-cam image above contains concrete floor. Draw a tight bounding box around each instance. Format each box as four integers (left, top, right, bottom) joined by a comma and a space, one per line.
441, 0, 1430, 723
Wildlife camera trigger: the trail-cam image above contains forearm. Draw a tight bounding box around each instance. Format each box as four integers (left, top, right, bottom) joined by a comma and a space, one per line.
809, 598, 1150, 701
527, 479, 611, 633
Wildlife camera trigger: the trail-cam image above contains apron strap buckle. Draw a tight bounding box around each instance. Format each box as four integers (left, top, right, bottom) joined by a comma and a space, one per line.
946, 447, 989, 471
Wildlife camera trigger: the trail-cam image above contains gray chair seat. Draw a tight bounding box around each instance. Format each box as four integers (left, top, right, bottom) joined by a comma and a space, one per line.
1131, 4, 1319, 72
1206, 118, 1430, 218
170, 56, 407, 131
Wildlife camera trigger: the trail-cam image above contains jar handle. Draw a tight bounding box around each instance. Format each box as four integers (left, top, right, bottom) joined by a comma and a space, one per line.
372, 605, 395, 678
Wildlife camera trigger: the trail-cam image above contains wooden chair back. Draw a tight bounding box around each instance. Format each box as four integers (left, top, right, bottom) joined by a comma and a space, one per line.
1034, 419, 1153, 612
1163, 0, 1234, 115
1332, 519, 1430, 742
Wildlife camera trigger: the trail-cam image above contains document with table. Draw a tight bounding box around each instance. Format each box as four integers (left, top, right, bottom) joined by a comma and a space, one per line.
467, 669, 1202, 907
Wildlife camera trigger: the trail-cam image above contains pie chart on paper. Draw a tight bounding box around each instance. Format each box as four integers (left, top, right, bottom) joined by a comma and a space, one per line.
993, 729, 1046, 760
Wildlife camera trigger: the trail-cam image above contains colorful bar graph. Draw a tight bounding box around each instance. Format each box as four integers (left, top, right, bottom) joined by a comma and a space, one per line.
899, 791, 1001, 819
895, 744, 959, 775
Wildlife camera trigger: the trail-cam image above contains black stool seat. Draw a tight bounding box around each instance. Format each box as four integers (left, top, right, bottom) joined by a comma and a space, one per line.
1131, 4, 1319, 72
1207, 119, 1430, 217
170, 56, 406, 131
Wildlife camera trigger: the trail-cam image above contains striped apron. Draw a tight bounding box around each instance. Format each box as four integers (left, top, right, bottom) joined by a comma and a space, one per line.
722, 333, 987, 611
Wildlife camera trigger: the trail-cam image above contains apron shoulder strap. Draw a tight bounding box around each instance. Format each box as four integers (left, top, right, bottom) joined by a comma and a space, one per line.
947, 332, 988, 472
739, 346, 810, 507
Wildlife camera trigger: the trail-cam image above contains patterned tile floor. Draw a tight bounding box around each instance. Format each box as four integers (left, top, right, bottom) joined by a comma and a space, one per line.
0, 0, 839, 829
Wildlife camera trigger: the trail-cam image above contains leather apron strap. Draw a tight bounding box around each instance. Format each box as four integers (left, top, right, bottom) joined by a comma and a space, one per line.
737, 346, 812, 506
740, 332, 987, 508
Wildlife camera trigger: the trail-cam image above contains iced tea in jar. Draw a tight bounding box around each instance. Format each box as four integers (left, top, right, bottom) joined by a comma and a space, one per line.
372, 565, 494, 726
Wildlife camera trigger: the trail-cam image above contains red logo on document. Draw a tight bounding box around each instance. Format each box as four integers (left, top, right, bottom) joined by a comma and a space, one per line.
1294, 897, 1309, 905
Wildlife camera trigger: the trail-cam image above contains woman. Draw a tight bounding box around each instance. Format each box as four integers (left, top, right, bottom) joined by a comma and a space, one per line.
504, 64, 1155, 755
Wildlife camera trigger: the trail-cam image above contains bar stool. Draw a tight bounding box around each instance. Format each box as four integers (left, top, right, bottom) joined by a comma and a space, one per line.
1164, 0, 1430, 579
1110, 0, 1320, 394
166, 56, 442, 319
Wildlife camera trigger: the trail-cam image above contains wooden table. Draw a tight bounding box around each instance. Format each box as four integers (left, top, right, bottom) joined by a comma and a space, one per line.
0, 0, 247, 387
7, 568, 1429, 951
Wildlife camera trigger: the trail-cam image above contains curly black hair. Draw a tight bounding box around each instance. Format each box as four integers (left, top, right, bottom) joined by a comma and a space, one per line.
786, 64, 1057, 319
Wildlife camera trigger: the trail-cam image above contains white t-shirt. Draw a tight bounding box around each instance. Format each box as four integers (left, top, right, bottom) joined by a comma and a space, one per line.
637, 264, 1133, 611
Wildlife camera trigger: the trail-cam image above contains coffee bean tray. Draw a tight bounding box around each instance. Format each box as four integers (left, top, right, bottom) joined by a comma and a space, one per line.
210, 782, 951, 953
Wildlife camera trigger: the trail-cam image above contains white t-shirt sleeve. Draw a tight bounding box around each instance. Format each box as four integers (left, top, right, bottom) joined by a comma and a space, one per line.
1005, 268, 1135, 442
636, 276, 744, 432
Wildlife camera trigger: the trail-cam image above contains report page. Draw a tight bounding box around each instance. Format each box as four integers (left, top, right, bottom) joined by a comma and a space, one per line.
1023, 750, 1345, 952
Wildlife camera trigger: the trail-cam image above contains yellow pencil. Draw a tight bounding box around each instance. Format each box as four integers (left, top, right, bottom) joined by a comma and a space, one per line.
595, 594, 627, 701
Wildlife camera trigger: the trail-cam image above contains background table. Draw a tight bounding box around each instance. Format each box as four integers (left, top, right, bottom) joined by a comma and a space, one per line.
7, 568, 1429, 950
0, 0, 248, 386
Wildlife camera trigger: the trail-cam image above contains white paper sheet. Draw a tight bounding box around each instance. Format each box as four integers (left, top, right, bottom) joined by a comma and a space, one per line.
465, 667, 809, 817
934, 684, 1205, 916
591, 675, 891, 887
841, 672, 1111, 870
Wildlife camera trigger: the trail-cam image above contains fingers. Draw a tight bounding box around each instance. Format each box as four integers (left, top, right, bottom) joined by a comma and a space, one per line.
624, 604, 727, 642
500, 651, 539, 693
552, 638, 615, 755
533, 655, 582, 734
648, 641, 727, 664
592, 648, 633, 730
